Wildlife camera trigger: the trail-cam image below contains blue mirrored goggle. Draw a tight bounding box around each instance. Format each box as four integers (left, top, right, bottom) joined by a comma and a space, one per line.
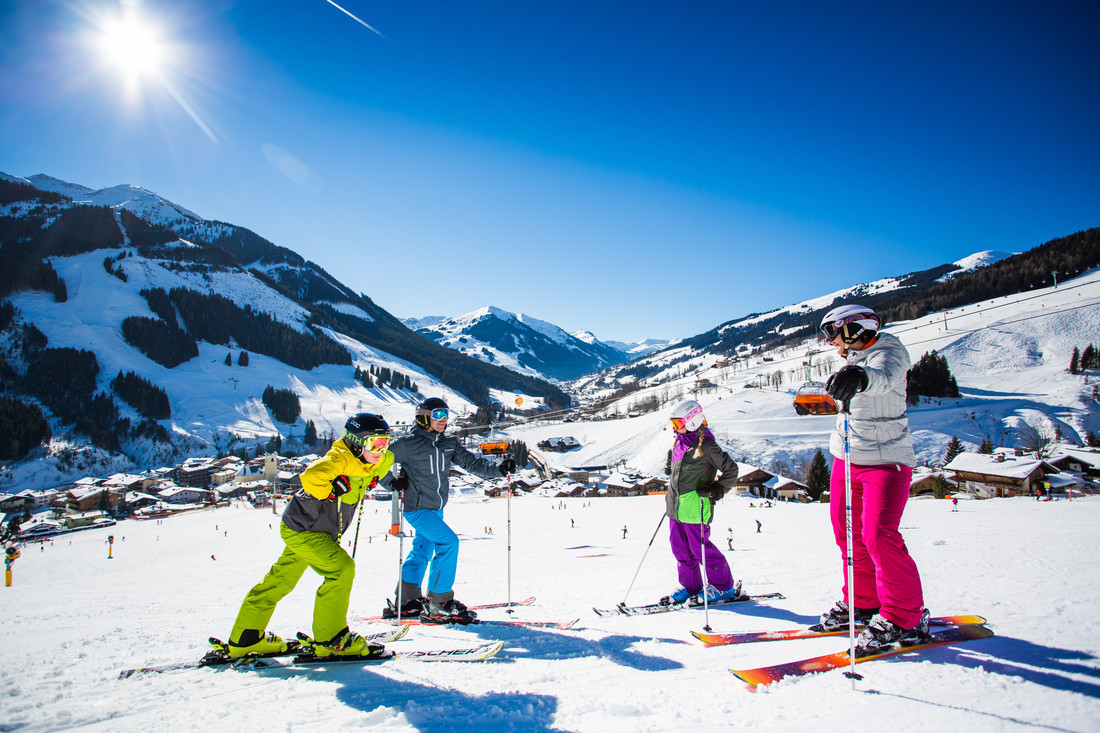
429, 408, 449, 421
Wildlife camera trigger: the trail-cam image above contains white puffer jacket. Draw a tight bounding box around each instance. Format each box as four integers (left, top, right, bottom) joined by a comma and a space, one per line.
829, 331, 916, 467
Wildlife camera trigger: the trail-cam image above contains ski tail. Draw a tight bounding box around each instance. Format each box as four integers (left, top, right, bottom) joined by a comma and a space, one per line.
731, 624, 995, 688
694, 614, 987, 646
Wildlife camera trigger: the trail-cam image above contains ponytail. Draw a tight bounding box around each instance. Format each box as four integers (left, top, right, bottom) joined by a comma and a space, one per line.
694, 426, 706, 459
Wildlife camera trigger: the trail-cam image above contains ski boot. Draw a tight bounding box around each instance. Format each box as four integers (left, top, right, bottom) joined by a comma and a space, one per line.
420, 597, 477, 625
225, 630, 291, 659
810, 600, 879, 632
659, 587, 694, 606
299, 628, 386, 659
703, 579, 743, 603
382, 596, 426, 620
854, 609, 931, 657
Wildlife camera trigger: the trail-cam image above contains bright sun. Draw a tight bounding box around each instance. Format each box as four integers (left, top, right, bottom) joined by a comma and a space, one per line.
97, 13, 165, 78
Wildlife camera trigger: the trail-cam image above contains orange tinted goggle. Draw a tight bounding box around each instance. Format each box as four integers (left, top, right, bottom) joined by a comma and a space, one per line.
364, 435, 391, 452
669, 417, 686, 430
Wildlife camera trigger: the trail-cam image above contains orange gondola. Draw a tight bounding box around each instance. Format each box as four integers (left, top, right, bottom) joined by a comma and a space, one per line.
479, 441, 510, 456
793, 382, 838, 416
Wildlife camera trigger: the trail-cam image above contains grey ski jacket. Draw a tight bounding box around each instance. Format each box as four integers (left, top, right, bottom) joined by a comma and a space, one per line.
829, 331, 917, 467
385, 426, 502, 512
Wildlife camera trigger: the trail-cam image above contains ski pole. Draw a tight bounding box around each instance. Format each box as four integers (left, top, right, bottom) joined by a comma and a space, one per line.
351, 486, 366, 560
390, 481, 405, 626
621, 512, 665, 606
841, 400, 863, 686
699, 496, 712, 632
506, 469, 514, 613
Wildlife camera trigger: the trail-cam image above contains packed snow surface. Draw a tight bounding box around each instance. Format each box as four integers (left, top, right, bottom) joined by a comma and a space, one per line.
3, 493, 1098, 732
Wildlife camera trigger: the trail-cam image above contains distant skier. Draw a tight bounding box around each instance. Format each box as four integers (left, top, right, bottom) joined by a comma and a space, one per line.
381, 397, 514, 623
756, 520, 762, 533
223, 413, 394, 659
622, 525, 628, 539
726, 528, 734, 551
660, 400, 741, 606
951, 497, 959, 512
815, 305, 930, 656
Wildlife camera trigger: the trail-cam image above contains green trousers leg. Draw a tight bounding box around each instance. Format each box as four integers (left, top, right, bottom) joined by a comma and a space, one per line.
229, 525, 356, 644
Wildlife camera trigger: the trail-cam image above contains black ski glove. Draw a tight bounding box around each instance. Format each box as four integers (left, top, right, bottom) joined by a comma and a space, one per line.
498, 457, 517, 476
391, 469, 409, 493
328, 475, 350, 501
826, 365, 868, 403
696, 482, 727, 500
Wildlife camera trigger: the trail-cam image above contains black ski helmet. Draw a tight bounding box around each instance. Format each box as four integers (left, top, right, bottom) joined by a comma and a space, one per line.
343, 413, 390, 452
415, 397, 449, 430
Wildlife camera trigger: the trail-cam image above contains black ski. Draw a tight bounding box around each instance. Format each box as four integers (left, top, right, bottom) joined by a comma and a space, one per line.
594, 592, 785, 617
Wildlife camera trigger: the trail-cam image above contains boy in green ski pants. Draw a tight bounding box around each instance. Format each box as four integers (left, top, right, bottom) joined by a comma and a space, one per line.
225, 414, 394, 658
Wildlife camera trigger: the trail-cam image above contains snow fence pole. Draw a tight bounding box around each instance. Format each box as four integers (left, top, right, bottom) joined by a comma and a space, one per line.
699, 496, 712, 632
621, 513, 665, 606
841, 400, 863, 686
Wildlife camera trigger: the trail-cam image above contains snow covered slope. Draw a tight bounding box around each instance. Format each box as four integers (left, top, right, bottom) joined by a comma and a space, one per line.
3, 492, 1098, 731
509, 268, 1100, 477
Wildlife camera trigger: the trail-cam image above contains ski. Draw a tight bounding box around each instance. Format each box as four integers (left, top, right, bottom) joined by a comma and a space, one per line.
398, 616, 579, 630
363, 595, 536, 622
595, 592, 785, 617
731, 624, 995, 687
250, 640, 505, 668
118, 626, 410, 679
694, 615, 987, 646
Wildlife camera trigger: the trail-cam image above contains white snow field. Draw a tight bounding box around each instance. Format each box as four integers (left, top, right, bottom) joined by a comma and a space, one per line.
2, 492, 1098, 732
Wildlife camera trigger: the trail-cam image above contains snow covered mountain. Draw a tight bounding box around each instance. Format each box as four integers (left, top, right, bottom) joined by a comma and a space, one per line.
0, 172, 569, 488
403, 306, 631, 381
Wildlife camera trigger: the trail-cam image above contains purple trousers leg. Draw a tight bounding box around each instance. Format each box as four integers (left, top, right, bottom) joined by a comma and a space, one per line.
668, 518, 734, 593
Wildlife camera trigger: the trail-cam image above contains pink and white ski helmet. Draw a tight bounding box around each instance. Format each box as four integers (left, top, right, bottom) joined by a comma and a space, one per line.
670, 399, 706, 432
819, 305, 880, 344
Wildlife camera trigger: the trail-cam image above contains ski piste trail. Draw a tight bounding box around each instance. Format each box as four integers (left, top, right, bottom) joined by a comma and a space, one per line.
4, 493, 1099, 732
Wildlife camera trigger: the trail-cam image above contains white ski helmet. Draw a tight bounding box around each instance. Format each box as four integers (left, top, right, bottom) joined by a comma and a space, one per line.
670, 399, 706, 432
819, 304, 880, 345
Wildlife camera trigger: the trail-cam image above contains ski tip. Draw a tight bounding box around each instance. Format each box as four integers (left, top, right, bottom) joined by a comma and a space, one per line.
387, 624, 411, 642
481, 640, 506, 659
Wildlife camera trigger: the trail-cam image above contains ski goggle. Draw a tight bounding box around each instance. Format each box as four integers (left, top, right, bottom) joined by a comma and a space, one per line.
820, 315, 875, 342
669, 417, 687, 430
428, 408, 449, 421
347, 433, 391, 452
364, 435, 391, 452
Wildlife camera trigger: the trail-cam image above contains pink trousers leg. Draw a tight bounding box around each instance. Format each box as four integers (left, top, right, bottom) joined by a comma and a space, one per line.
830, 459, 924, 628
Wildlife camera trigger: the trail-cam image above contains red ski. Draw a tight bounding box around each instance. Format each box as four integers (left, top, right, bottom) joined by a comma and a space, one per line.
694, 615, 986, 646
731, 623, 995, 688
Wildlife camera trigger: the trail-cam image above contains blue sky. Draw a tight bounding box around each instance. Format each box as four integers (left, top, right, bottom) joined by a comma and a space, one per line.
1, 1, 1097, 342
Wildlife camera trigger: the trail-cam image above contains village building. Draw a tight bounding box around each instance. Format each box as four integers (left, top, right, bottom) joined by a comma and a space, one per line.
730, 464, 775, 498
765, 475, 811, 502
944, 452, 1062, 498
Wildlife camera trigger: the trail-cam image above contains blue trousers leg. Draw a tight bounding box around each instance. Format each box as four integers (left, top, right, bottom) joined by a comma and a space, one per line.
402, 510, 459, 595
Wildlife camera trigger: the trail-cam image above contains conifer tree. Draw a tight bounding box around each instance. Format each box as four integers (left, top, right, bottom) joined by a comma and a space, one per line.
1070, 346, 1081, 374
978, 437, 995, 454
944, 435, 965, 464
804, 449, 830, 501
